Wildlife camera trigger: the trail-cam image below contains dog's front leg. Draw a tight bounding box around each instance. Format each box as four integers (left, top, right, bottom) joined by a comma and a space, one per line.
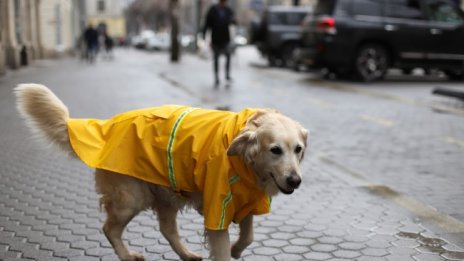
231, 215, 253, 259
207, 229, 231, 261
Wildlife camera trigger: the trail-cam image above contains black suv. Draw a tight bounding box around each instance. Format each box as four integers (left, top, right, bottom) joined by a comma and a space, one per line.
249, 6, 312, 67
299, 0, 464, 81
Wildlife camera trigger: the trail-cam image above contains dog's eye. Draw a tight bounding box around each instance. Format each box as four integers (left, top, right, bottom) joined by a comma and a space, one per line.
295, 145, 302, 153
270, 146, 283, 155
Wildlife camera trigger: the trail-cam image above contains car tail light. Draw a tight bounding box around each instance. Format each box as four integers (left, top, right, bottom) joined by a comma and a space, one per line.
316, 17, 337, 34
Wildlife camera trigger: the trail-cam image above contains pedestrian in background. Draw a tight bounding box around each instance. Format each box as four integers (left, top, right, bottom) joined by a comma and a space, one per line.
84, 24, 98, 63
76, 34, 87, 61
203, 0, 235, 87
102, 30, 114, 60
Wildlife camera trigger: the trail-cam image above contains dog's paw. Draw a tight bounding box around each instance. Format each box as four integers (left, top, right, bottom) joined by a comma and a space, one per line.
231, 245, 243, 259
121, 251, 145, 261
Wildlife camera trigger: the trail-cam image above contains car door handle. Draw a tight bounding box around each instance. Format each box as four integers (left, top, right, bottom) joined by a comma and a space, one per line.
384, 24, 397, 31
430, 28, 442, 35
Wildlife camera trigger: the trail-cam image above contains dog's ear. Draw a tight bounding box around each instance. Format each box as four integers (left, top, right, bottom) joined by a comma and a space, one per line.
227, 130, 257, 157
301, 128, 309, 147
227, 110, 271, 161
227, 110, 268, 157
299, 127, 309, 161
246, 110, 268, 129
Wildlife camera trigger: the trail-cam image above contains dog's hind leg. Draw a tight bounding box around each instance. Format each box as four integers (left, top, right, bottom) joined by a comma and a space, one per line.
96, 170, 148, 261
155, 205, 202, 261
103, 202, 144, 261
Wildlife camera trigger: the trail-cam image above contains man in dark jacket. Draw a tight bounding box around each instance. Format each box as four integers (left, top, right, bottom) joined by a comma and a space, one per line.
203, 0, 235, 86
84, 24, 98, 63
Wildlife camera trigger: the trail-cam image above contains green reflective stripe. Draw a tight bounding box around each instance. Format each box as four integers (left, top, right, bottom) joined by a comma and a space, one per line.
167, 108, 196, 190
229, 175, 240, 185
218, 176, 240, 229
219, 192, 233, 229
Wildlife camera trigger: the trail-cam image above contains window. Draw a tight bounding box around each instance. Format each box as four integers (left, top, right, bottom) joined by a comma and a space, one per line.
287, 12, 309, 25
315, 0, 336, 15
352, 0, 383, 16
268, 12, 286, 25
425, 0, 464, 23
14, 0, 22, 43
385, 0, 425, 19
334, 0, 352, 17
97, 0, 105, 13
268, 12, 307, 25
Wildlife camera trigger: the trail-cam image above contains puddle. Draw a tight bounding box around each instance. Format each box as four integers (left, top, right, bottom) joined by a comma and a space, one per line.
397, 231, 464, 259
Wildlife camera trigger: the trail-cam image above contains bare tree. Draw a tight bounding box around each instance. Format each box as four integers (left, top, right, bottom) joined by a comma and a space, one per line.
170, 0, 180, 62
128, 0, 170, 31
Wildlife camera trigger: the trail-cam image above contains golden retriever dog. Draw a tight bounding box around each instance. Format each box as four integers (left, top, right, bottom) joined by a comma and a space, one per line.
14, 84, 308, 261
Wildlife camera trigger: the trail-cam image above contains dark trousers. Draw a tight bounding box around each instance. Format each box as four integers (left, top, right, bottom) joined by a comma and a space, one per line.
212, 44, 231, 81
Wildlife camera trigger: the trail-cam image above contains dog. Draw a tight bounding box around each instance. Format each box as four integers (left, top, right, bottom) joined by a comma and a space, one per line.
14, 84, 308, 261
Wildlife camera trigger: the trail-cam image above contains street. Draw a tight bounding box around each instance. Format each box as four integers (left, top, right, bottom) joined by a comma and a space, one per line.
1, 46, 464, 260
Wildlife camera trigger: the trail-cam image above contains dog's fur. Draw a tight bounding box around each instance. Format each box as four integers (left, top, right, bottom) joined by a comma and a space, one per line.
14, 84, 308, 261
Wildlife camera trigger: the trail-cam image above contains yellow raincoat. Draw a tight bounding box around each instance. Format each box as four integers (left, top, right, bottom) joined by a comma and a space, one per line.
67, 105, 271, 230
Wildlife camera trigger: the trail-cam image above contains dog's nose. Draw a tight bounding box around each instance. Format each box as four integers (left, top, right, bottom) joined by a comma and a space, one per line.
286, 175, 301, 189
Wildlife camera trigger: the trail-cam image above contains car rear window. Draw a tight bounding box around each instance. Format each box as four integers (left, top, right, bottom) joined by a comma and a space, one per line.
425, 0, 464, 23
352, 0, 383, 16
268, 11, 309, 25
385, 0, 425, 19
314, 0, 336, 15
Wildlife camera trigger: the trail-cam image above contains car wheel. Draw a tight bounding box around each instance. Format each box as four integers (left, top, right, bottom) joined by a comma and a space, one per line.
445, 70, 464, 80
354, 44, 389, 82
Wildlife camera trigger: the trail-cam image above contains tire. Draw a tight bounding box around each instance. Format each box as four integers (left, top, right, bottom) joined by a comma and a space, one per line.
445, 70, 464, 81
354, 44, 389, 82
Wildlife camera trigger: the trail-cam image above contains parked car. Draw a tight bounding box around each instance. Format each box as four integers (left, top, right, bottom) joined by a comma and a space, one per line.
249, 6, 312, 67
298, 0, 464, 81
146, 32, 170, 51
131, 30, 156, 49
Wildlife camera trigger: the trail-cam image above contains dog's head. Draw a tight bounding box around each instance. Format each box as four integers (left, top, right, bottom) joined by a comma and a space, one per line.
227, 110, 308, 196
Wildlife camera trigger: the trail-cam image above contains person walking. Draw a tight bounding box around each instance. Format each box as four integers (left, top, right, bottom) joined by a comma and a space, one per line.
84, 24, 99, 63
104, 32, 114, 60
203, 0, 235, 87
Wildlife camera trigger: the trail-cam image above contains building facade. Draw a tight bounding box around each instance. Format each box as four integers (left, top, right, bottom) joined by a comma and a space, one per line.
0, 0, 85, 75
40, 0, 86, 58
86, 0, 127, 41
0, 0, 42, 74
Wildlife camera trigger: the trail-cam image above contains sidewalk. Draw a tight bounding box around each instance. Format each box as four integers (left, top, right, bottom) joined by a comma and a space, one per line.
0, 48, 463, 260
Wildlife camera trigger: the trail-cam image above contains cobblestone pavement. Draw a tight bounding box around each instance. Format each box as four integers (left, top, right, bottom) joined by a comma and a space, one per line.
159, 48, 464, 225
1, 48, 464, 260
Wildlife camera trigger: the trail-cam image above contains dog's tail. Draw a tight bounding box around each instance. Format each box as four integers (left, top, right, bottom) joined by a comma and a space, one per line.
14, 84, 74, 155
